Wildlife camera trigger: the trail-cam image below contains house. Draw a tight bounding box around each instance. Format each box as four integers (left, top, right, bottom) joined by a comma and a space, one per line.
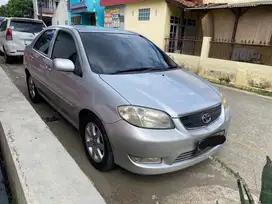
186, 1, 272, 65
167, 0, 272, 92
52, 0, 69, 25
100, 0, 202, 51
36, 0, 60, 26
68, 0, 105, 26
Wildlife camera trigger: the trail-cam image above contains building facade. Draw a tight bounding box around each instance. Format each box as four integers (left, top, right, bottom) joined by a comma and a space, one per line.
100, 0, 202, 50
52, 0, 69, 25
68, 0, 105, 26
36, 0, 59, 26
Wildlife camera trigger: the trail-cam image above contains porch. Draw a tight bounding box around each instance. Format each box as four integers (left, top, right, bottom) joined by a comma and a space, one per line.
167, 1, 272, 92
164, 1, 204, 56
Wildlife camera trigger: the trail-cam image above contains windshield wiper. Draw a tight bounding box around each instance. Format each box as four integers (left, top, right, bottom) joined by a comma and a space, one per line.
168, 65, 178, 69
111, 67, 165, 74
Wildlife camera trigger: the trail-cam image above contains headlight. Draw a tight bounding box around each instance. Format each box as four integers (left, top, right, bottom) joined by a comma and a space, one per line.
221, 94, 228, 108
118, 106, 174, 129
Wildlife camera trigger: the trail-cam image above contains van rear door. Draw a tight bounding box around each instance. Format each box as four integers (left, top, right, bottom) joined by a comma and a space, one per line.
9, 19, 46, 52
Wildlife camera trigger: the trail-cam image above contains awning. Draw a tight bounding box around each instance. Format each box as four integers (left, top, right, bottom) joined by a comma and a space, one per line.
185, 1, 272, 10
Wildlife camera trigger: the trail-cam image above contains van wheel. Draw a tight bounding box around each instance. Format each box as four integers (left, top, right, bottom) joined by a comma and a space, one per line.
81, 115, 115, 171
27, 74, 42, 103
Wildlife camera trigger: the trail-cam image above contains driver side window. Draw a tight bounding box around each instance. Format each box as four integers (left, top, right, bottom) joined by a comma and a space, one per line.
51, 30, 82, 77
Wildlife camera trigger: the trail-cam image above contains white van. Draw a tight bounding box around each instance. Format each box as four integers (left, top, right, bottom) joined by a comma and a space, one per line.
0, 17, 46, 63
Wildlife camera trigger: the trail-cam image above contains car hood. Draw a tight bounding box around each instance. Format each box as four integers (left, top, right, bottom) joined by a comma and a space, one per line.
100, 69, 221, 117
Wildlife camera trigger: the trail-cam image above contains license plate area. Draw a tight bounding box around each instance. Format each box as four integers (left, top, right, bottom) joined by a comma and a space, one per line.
197, 130, 226, 151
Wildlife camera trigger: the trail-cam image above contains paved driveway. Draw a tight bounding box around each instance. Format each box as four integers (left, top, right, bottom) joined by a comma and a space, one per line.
2, 58, 271, 203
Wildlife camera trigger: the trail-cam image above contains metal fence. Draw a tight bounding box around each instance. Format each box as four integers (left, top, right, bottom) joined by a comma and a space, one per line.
164, 37, 203, 56
209, 38, 272, 66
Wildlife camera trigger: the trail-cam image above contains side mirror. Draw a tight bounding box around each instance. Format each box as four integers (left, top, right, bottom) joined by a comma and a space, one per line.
53, 58, 75, 72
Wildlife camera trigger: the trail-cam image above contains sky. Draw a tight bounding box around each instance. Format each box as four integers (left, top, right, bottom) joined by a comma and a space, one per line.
0, 0, 7, 6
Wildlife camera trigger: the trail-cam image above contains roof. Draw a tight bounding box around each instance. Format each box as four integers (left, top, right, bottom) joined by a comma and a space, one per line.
100, 0, 200, 7
48, 25, 136, 34
170, 0, 201, 7
185, 0, 272, 10
4, 17, 44, 22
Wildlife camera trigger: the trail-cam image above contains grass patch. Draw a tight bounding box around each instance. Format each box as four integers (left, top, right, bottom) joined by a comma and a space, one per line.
203, 77, 272, 97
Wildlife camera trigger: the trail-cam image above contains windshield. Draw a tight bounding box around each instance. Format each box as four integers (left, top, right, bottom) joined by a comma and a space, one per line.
10, 20, 45, 33
80, 32, 177, 74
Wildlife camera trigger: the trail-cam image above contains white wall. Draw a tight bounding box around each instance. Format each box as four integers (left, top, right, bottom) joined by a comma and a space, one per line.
52, 0, 68, 25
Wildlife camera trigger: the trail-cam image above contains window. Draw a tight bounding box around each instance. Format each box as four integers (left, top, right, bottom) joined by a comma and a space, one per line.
34, 30, 55, 55
80, 32, 176, 74
138, 8, 150, 21
0, 20, 7, 31
10, 20, 46, 33
71, 16, 81, 25
52, 30, 82, 76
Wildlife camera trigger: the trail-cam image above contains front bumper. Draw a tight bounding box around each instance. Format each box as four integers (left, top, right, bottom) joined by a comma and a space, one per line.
105, 105, 231, 175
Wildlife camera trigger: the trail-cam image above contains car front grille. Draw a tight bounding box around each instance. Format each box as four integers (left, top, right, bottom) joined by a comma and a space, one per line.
180, 104, 222, 129
174, 147, 213, 163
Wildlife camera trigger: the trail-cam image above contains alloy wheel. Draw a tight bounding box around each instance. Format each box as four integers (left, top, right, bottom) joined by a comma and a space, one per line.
85, 122, 105, 163
28, 77, 36, 99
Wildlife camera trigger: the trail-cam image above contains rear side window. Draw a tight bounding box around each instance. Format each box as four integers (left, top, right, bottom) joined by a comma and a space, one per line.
10, 20, 46, 33
0, 20, 7, 31
34, 30, 55, 55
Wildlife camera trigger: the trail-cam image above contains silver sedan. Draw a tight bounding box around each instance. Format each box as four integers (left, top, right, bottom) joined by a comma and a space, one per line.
24, 25, 231, 175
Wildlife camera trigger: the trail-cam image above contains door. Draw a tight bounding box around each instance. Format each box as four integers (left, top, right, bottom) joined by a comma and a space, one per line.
0, 20, 7, 52
9, 20, 46, 53
31, 29, 56, 97
49, 30, 83, 123
168, 16, 180, 53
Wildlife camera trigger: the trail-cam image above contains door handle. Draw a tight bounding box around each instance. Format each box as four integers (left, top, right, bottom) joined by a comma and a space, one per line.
45, 65, 51, 71
30, 56, 34, 59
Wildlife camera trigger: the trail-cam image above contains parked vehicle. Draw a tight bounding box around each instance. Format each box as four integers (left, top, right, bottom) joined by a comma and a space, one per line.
0, 18, 46, 63
24, 25, 231, 175
0, 17, 6, 24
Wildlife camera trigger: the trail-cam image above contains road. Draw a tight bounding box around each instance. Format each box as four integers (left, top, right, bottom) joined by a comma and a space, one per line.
2, 57, 272, 203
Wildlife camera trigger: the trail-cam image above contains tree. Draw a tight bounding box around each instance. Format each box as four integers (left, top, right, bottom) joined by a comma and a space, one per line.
5, 0, 33, 18
0, 5, 7, 16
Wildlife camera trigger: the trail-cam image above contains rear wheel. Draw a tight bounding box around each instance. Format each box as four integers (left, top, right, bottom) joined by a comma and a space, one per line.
81, 115, 115, 171
3, 48, 12, 64
27, 74, 42, 103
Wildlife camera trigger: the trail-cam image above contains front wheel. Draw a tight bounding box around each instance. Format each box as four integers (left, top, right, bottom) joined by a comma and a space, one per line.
81, 116, 115, 171
27, 75, 42, 103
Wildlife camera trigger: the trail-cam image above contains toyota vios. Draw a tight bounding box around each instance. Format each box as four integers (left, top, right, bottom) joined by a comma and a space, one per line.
24, 25, 231, 175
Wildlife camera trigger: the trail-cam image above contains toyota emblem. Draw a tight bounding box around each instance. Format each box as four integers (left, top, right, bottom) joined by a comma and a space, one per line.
202, 113, 212, 124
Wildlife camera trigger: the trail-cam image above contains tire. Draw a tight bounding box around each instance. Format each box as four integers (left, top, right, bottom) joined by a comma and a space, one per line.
4, 48, 12, 64
81, 115, 115, 171
27, 74, 42, 103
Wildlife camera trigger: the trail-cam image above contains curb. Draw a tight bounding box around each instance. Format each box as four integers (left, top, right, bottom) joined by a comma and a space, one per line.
0, 67, 106, 204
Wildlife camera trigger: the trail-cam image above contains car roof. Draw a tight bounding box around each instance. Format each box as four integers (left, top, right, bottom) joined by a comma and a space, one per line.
48, 25, 137, 35
5, 17, 44, 23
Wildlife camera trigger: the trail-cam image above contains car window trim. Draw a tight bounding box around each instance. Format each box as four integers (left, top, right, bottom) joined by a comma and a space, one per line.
33, 28, 56, 59
50, 28, 83, 77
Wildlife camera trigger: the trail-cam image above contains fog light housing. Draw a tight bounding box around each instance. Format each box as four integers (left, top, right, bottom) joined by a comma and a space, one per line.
129, 155, 162, 164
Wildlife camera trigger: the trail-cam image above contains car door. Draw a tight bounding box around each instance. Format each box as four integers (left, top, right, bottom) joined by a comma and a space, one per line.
31, 29, 56, 98
0, 20, 7, 52
48, 29, 83, 124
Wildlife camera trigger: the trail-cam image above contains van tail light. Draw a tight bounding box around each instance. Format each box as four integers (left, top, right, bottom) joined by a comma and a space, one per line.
6, 28, 13, 41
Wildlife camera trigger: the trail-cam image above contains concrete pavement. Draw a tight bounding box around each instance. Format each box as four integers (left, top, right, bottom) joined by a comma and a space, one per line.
2, 57, 269, 203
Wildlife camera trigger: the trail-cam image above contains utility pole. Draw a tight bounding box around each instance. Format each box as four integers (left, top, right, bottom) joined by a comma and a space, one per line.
39, 0, 44, 21
32, 0, 39, 19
